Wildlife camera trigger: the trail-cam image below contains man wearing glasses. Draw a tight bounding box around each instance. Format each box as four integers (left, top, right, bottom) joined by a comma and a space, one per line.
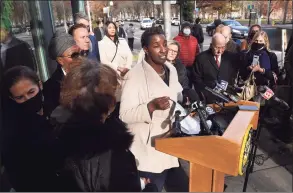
193, 33, 239, 103
74, 12, 100, 62
43, 30, 81, 115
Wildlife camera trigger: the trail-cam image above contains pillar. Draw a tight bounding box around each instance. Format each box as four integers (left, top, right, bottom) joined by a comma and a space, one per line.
163, 0, 172, 40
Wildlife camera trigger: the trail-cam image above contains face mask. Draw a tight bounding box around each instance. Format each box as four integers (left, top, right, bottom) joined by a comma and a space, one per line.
17, 90, 43, 114
251, 42, 265, 51
183, 28, 191, 36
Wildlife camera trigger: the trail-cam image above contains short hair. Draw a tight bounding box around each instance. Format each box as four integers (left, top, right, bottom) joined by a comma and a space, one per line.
214, 19, 222, 27
215, 24, 225, 33
68, 23, 88, 36
74, 12, 89, 24
141, 26, 165, 48
195, 18, 201, 24
167, 40, 181, 55
1, 66, 39, 97
212, 33, 225, 44
60, 59, 119, 121
96, 20, 102, 25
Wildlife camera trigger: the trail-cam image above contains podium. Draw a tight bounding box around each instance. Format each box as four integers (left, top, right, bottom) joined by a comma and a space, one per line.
155, 101, 260, 192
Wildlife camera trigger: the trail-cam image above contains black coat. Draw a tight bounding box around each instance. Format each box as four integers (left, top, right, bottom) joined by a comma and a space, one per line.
118, 27, 126, 38
191, 24, 204, 44
173, 58, 190, 90
93, 27, 103, 42
43, 65, 64, 115
239, 49, 279, 86
192, 49, 239, 103
1, 105, 56, 191
51, 107, 142, 192
1, 37, 36, 77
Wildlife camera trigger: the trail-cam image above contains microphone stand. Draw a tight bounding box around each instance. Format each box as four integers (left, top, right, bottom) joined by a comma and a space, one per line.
171, 110, 183, 137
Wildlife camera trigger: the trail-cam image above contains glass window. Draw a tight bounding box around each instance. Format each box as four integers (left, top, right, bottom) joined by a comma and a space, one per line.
0, 1, 36, 72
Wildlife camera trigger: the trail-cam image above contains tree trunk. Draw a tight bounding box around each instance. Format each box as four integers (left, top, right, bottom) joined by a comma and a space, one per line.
282, 0, 289, 24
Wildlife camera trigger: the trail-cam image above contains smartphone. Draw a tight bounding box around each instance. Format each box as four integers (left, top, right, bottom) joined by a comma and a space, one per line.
251, 55, 259, 66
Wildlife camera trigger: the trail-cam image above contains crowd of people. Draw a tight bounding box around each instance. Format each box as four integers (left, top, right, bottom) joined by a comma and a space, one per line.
0, 11, 293, 192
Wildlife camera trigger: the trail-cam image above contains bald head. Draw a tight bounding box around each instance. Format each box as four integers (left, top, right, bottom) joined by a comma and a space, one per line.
221, 26, 232, 43
211, 33, 226, 56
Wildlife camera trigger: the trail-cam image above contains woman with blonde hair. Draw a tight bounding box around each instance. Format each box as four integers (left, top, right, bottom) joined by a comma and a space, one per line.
239, 30, 279, 101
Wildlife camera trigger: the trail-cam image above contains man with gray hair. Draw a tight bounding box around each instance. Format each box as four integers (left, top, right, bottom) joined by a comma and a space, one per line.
74, 12, 100, 62
193, 33, 239, 103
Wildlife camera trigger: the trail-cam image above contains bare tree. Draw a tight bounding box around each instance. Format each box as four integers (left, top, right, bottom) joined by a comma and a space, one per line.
141, 1, 152, 17
133, 2, 142, 18
11, 1, 30, 25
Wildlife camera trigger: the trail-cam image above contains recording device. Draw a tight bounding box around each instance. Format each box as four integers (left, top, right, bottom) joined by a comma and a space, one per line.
213, 81, 239, 103
251, 55, 260, 66
198, 84, 231, 103
258, 86, 290, 110
187, 89, 212, 135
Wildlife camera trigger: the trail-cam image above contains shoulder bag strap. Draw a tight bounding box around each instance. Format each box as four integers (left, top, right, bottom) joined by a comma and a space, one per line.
111, 43, 118, 63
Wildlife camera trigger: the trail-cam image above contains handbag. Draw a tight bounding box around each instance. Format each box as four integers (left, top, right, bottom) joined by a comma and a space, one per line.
238, 71, 257, 101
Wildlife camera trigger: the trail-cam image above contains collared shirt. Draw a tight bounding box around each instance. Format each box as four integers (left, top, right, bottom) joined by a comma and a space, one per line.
1, 36, 13, 66
214, 54, 222, 65
61, 67, 67, 76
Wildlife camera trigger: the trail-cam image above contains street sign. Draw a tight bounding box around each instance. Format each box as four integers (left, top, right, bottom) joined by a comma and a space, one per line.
247, 5, 254, 10
154, 0, 161, 5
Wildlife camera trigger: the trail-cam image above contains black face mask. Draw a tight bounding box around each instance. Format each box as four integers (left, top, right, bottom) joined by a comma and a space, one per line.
17, 90, 43, 114
251, 42, 265, 51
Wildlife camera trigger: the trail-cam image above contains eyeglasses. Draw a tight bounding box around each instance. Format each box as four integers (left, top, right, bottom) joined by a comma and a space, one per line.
60, 52, 80, 59
168, 49, 178, 55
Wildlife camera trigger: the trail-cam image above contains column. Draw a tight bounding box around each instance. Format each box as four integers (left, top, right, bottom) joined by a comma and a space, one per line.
163, 0, 172, 40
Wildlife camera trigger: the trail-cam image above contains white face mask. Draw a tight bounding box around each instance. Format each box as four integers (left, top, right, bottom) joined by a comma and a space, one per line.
183, 28, 191, 36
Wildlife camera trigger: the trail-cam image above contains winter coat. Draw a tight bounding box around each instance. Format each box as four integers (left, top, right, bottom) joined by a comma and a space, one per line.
51, 106, 143, 192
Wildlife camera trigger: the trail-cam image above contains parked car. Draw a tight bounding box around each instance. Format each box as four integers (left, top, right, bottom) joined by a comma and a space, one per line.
171, 18, 180, 26
140, 18, 153, 30
206, 19, 249, 39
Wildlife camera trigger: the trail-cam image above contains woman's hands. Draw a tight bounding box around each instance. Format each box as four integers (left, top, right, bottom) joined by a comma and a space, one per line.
248, 64, 265, 73
147, 96, 170, 115
117, 67, 129, 77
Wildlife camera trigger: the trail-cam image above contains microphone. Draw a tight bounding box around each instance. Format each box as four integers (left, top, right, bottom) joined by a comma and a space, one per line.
213, 82, 238, 103
203, 85, 231, 103
187, 89, 212, 135
171, 110, 183, 137
258, 86, 290, 110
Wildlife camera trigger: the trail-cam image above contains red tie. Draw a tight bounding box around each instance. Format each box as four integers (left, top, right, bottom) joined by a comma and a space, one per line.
215, 55, 220, 67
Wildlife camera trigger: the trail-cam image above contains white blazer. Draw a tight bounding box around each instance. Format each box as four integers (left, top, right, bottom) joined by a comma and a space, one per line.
99, 36, 133, 101
119, 59, 183, 173
98, 36, 133, 74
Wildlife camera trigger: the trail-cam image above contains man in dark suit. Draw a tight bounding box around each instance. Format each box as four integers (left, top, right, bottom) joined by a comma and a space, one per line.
115, 21, 126, 38
43, 30, 81, 115
193, 33, 239, 104
0, 29, 36, 78
93, 20, 104, 42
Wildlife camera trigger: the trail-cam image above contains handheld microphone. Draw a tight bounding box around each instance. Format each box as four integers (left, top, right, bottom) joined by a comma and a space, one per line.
258, 86, 290, 110
213, 82, 239, 103
187, 89, 212, 135
172, 110, 182, 137
204, 86, 231, 103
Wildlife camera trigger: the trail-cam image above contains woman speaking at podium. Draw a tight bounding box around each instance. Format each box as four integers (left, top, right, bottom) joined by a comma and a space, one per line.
119, 27, 183, 191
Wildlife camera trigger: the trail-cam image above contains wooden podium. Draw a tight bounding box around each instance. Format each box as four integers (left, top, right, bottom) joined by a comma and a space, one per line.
155, 101, 260, 192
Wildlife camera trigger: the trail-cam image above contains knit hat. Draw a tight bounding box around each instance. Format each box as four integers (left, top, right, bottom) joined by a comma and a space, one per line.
181, 22, 191, 32
48, 30, 76, 60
